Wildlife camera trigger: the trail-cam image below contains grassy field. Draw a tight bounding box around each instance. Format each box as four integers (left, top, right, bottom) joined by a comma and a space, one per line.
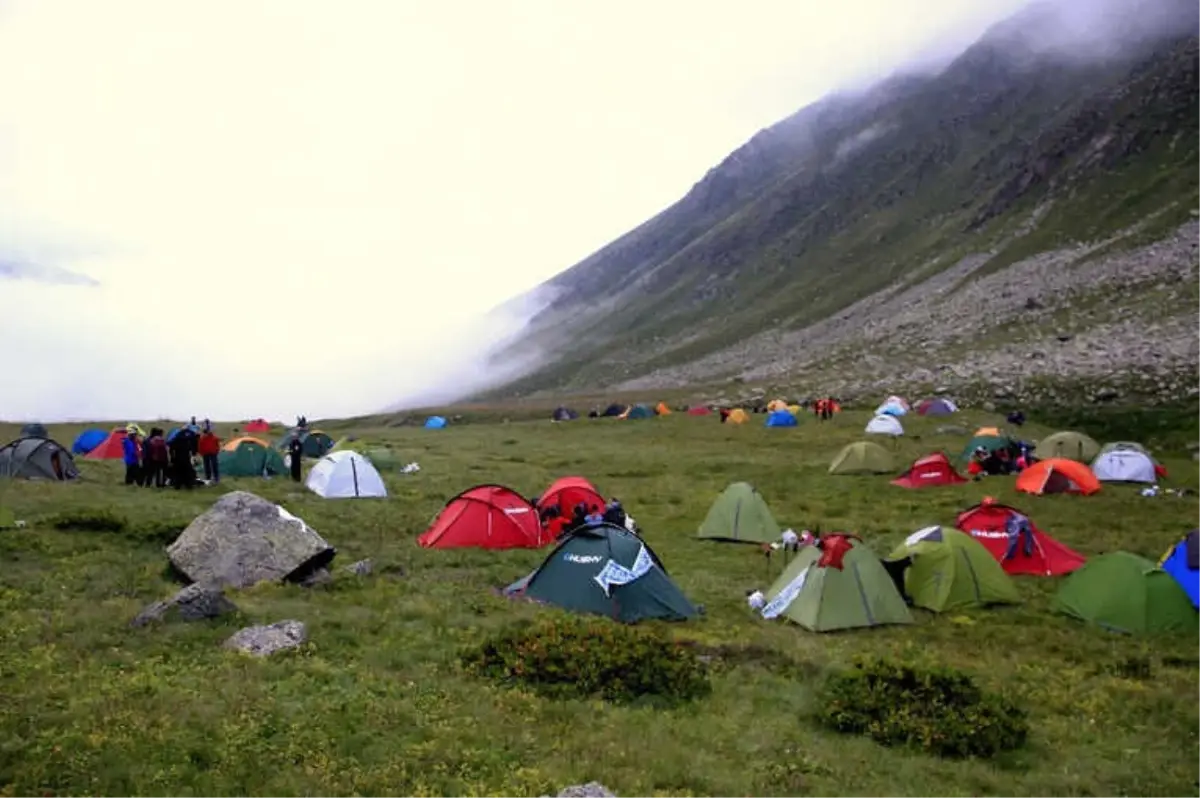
0, 408, 1197, 796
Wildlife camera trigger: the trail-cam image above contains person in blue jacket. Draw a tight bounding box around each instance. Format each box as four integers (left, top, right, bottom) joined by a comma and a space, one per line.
122, 430, 142, 486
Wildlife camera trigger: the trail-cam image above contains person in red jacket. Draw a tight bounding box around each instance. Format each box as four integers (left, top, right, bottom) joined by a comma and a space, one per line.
197, 427, 222, 483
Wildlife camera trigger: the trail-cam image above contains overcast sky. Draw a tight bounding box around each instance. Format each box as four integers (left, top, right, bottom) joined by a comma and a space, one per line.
0, 0, 1031, 422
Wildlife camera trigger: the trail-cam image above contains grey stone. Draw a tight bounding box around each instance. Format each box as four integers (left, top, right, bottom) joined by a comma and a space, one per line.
224, 620, 307, 657
299, 567, 333, 589
167, 491, 335, 589
557, 783, 616, 798
343, 558, 373, 576
131, 583, 238, 627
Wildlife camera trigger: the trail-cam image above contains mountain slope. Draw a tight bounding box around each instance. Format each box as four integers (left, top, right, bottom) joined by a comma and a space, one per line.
478, 0, 1199, 404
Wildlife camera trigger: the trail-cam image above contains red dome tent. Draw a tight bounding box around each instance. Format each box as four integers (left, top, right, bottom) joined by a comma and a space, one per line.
536, 476, 605, 516
954, 499, 1086, 576
687, 407, 712, 416
891, 452, 967, 488
244, 419, 270, 433
85, 427, 132, 460
418, 484, 548, 550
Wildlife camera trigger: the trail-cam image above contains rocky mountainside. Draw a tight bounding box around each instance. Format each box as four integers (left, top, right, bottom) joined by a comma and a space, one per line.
475, 0, 1200, 407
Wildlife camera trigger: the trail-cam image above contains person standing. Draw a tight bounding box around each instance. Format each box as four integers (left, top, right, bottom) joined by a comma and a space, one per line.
122, 429, 142, 486
198, 427, 221, 483
288, 435, 304, 482
170, 429, 196, 489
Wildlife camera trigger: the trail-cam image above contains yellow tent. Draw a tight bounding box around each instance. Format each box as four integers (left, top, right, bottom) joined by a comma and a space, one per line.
787, 404, 801, 415
727, 408, 749, 424
222, 435, 270, 452
655, 402, 672, 415
767, 399, 788, 412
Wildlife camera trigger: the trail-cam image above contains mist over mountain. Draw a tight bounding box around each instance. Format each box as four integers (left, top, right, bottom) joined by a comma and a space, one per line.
472, 0, 1199, 407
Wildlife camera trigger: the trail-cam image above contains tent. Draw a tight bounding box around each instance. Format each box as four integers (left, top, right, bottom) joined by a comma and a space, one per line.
764, 409, 798, 427
85, 428, 131, 460
955, 499, 1086, 576
697, 482, 781, 543
71, 428, 107, 455
916, 398, 955, 416
957, 433, 1016, 461
244, 419, 270, 433
654, 402, 672, 415
0, 436, 79, 480
536, 476, 605, 516
974, 426, 1002, 437
829, 441, 894, 475
503, 522, 698, 623
759, 535, 914, 632
551, 406, 579, 422
725, 408, 749, 424
1036, 431, 1100, 462
623, 404, 654, 420
601, 403, 627, 418
166, 427, 182, 443
885, 526, 1020, 612
420, 484, 547, 549
1160, 530, 1199, 608
864, 415, 904, 436
1015, 458, 1101, 496
306, 451, 387, 498
891, 452, 966, 488
19, 422, 48, 438
687, 406, 711, 416
218, 437, 288, 477
884, 395, 910, 410
424, 416, 448, 429
767, 399, 789, 412
1091, 447, 1156, 484
875, 401, 907, 417
277, 429, 335, 457
1053, 552, 1197, 635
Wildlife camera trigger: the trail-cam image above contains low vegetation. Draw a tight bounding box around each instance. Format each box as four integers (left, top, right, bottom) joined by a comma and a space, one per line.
0, 407, 1196, 795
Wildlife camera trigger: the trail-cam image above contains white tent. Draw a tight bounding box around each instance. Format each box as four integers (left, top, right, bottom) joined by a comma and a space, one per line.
865, 415, 904, 436
1091, 449, 1156, 484
306, 451, 388, 498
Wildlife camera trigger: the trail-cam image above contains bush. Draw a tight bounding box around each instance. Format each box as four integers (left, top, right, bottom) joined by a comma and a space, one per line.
47, 509, 127, 533
461, 614, 711, 705
816, 657, 1029, 759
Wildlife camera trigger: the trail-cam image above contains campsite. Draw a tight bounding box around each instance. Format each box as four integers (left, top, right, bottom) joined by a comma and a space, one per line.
0, 401, 1196, 796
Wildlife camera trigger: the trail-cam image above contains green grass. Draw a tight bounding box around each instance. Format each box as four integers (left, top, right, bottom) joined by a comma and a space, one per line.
1, 410, 1198, 796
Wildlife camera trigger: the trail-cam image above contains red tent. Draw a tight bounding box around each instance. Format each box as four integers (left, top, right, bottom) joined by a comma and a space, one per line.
954, 499, 1086, 576
536, 476, 605, 516
891, 452, 967, 488
245, 419, 270, 433
85, 427, 132, 460
418, 484, 548, 549
687, 407, 711, 416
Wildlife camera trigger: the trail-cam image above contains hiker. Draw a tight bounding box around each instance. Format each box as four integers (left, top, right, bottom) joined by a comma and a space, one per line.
198, 427, 221, 483
122, 428, 142, 486
1003, 512, 1036, 560
602, 499, 626, 528
169, 429, 196, 489
288, 435, 304, 482
719, 408, 731, 424
567, 503, 588, 533
144, 428, 170, 488
584, 504, 604, 526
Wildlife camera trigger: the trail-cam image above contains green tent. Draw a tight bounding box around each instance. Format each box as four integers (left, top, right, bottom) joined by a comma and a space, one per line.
277, 429, 335, 458
760, 535, 913, 632
1037, 431, 1100, 462
958, 434, 1016, 461
1052, 551, 1197, 635
220, 438, 289, 477
885, 526, 1021, 612
625, 404, 654, 420
829, 441, 895, 475
504, 523, 699, 623
697, 482, 781, 543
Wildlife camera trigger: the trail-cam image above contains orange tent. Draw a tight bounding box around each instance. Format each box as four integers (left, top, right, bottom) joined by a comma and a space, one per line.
222, 435, 270, 452
655, 402, 672, 415
975, 426, 1002, 437
1016, 458, 1101, 496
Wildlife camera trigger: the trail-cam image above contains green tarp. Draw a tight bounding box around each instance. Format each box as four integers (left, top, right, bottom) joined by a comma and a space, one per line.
958, 434, 1016, 461
829, 441, 895, 475
761, 536, 913, 632
886, 526, 1021, 612
1053, 551, 1197, 635
697, 482, 781, 543
504, 523, 698, 623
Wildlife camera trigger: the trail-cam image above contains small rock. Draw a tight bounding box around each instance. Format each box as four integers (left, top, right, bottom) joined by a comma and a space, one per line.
299, 567, 333, 589
343, 559, 373, 576
224, 620, 307, 657
1093, 387, 1119, 402
557, 783, 616, 798
131, 583, 238, 628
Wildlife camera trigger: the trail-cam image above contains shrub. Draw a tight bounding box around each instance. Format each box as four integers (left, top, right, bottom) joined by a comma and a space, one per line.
47, 509, 127, 533
461, 614, 711, 705
816, 657, 1029, 759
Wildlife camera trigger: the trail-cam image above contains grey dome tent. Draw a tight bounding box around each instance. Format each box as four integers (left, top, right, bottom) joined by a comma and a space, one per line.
20, 422, 48, 438
0, 436, 79, 481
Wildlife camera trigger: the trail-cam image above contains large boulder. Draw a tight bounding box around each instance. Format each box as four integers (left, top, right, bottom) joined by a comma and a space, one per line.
167, 491, 335, 589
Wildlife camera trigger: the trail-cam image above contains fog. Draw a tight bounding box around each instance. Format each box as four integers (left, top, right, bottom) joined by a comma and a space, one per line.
4, 0, 1179, 422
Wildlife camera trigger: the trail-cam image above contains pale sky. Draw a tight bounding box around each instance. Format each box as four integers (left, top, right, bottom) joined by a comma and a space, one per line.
0, 0, 1030, 422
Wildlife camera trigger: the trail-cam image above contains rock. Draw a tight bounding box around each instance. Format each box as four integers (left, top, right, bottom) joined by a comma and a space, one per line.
131, 583, 238, 627
300, 567, 333, 589
224, 620, 307, 657
1093, 387, 1120, 402
343, 558, 373, 576
167, 491, 336, 590
557, 783, 616, 798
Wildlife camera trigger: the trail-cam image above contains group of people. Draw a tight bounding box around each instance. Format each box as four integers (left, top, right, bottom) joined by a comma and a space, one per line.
120, 417, 219, 489
966, 441, 1037, 479
536, 497, 635, 538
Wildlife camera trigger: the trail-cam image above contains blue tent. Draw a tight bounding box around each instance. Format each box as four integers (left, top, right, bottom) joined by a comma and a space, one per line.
166, 427, 182, 442
72, 428, 107, 454
425, 416, 447, 429
877, 402, 907, 416
1160, 530, 1199, 609
764, 409, 798, 428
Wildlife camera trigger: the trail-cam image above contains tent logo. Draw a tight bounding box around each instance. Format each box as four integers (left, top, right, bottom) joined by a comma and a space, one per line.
503, 507, 530, 515
968, 529, 1009, 539
564, 554, 602, 564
